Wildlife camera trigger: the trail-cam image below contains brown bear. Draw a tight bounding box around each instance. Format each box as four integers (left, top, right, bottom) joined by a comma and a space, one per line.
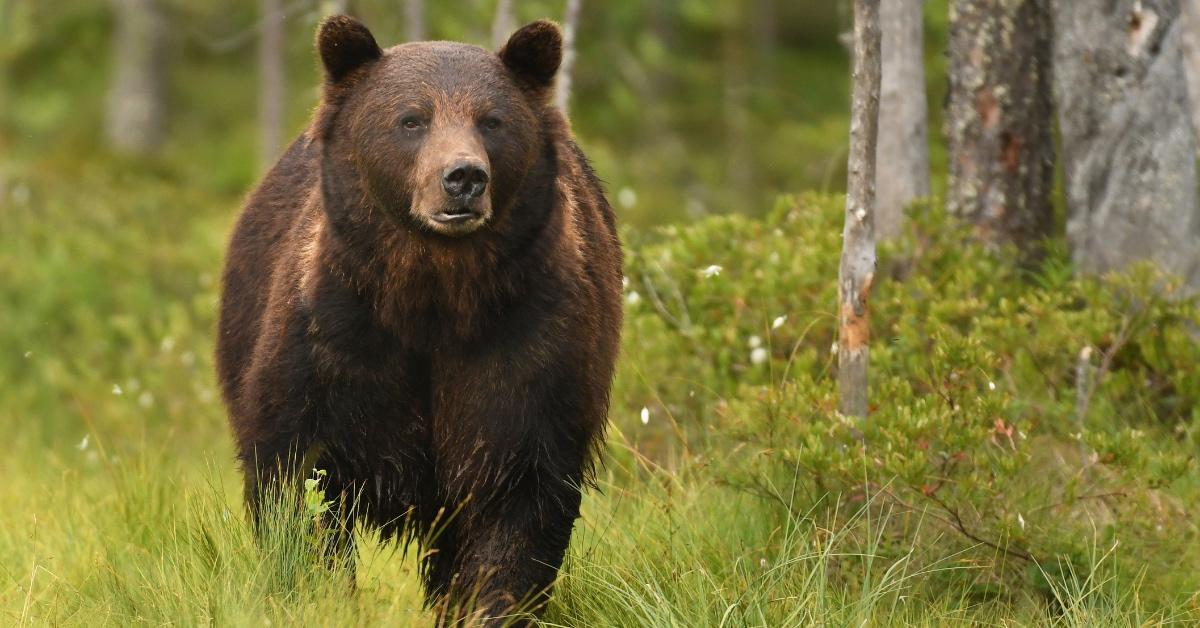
215, 15, 622, 623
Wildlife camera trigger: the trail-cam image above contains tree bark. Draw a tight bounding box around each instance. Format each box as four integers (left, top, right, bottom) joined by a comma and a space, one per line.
1182, 0, 1200, 141
945, 0, 1054, 252
555, 0, 582, 112
405, 0, 425, 41
492, 0, 514, 49
1054, 0, 1200, 290
258, 0, 286, 173
876, 0, 930, 240
838, 0, 881, 419
106, 0, 168, 155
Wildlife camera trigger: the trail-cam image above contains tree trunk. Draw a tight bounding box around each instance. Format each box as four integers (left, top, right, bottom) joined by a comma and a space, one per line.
722, 8, 753, 208
492, 0, 514, 49
1054, 0, 1200, 290
876, 0, 930, 240
838, 0, 881, 419
106, 0, 168, 155
321, 0, 348, 16
258, 0, 286, 173
405, 0, 425, 41
555, 0, 582, 112
1182, 0, 1200, 141
945, 0, 1054, 252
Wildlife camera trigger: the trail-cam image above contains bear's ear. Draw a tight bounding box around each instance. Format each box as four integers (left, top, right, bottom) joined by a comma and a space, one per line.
317, 15, 383, 84
499, 20, 563, 94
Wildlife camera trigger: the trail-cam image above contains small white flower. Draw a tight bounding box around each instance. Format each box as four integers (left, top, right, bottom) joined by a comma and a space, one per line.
1017, 513, 1026, 530
160, 336, 175, 352
621, 276, 630, 290
988, 381, 996, 391
640, 406, 650, 425
112, 384, 123, 396
771, 315, 787, 330
759, 557, 768, 569
830, 343, 839, 355
626, 291, 642, 306
701, 264, 723, 278
23, 351, 32, 359
748, 335, 762, 349
138, 391, 154, 409
751, 347, 769, 365
77, 435, 89, 451
617, 187, 638, 209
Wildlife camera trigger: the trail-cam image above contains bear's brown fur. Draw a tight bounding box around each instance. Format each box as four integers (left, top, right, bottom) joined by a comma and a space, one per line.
215, 16, 621, 623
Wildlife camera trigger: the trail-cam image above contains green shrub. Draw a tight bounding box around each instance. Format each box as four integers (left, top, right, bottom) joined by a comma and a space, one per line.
618, 194, 1200, 607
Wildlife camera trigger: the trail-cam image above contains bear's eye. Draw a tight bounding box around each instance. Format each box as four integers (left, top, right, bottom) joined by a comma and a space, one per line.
400, 116, 425, 132
480, 116, 503, 132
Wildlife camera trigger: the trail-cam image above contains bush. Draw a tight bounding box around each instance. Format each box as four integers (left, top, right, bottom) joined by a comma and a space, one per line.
617, 194, 1200, 607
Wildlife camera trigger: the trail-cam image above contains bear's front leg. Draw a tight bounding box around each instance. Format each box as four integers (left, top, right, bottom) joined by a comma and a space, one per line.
436, 470, 582, 624
426, 348, 603, 624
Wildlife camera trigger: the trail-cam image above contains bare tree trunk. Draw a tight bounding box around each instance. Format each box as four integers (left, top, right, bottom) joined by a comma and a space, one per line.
750, 0, 777, 84
945, 0, 1054, 253
258, 0, 285, 173
1054, 0, 1200, 290
321, 0, 348, 15
555, 0, 582, 112
492, 0, 514, 49
722, 9, 753, 208
838, 0, 881, 419
1178, 0, 1200, 141
876, 0, 930, 240
405, 0, 425, 41
106, 0, 168, 155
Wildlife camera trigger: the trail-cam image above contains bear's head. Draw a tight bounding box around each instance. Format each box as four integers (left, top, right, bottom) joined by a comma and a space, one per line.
312, 16, 563, 238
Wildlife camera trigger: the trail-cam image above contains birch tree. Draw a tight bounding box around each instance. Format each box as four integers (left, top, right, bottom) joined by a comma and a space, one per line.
838, 0, 881, 419
1182, 0, 1200, 140
876, 0, 929, 240
106, 0, 168, 155
1054, 0, 1200, 290
258, 0, 285, 172
492, 0, 515, 49
945, 0, 1054, 252
405, 0, 425, 41
554, 0, 582, 112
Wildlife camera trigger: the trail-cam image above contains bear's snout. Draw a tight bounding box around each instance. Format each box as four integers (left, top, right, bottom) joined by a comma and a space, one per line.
441, 160, 489, 200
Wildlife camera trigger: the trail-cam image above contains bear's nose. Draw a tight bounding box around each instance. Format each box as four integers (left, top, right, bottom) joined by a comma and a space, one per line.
442, 161, 490, 200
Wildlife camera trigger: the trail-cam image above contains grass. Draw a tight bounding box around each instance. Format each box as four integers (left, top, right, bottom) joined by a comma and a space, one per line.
3, 2, 1197, 623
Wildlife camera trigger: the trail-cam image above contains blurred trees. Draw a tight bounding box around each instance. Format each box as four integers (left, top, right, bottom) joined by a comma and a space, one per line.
492, 0, 514, 48
405, 0, 424, 41
258, 0, 285, 172
944, 0, 1053, 253
106, 0, 168, 155
554, 0, 581, 113
1054, 0, 1199, 290
875, 0, 929, 240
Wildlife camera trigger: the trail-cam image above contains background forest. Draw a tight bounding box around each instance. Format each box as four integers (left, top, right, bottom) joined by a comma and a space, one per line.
2, 0, 1200, 625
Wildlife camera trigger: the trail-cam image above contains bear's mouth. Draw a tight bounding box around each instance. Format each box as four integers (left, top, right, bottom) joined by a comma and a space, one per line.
431, 207, 480, 224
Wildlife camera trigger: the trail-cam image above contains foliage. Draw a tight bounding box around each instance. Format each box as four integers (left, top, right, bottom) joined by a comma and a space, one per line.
620, 195, 1200, 607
